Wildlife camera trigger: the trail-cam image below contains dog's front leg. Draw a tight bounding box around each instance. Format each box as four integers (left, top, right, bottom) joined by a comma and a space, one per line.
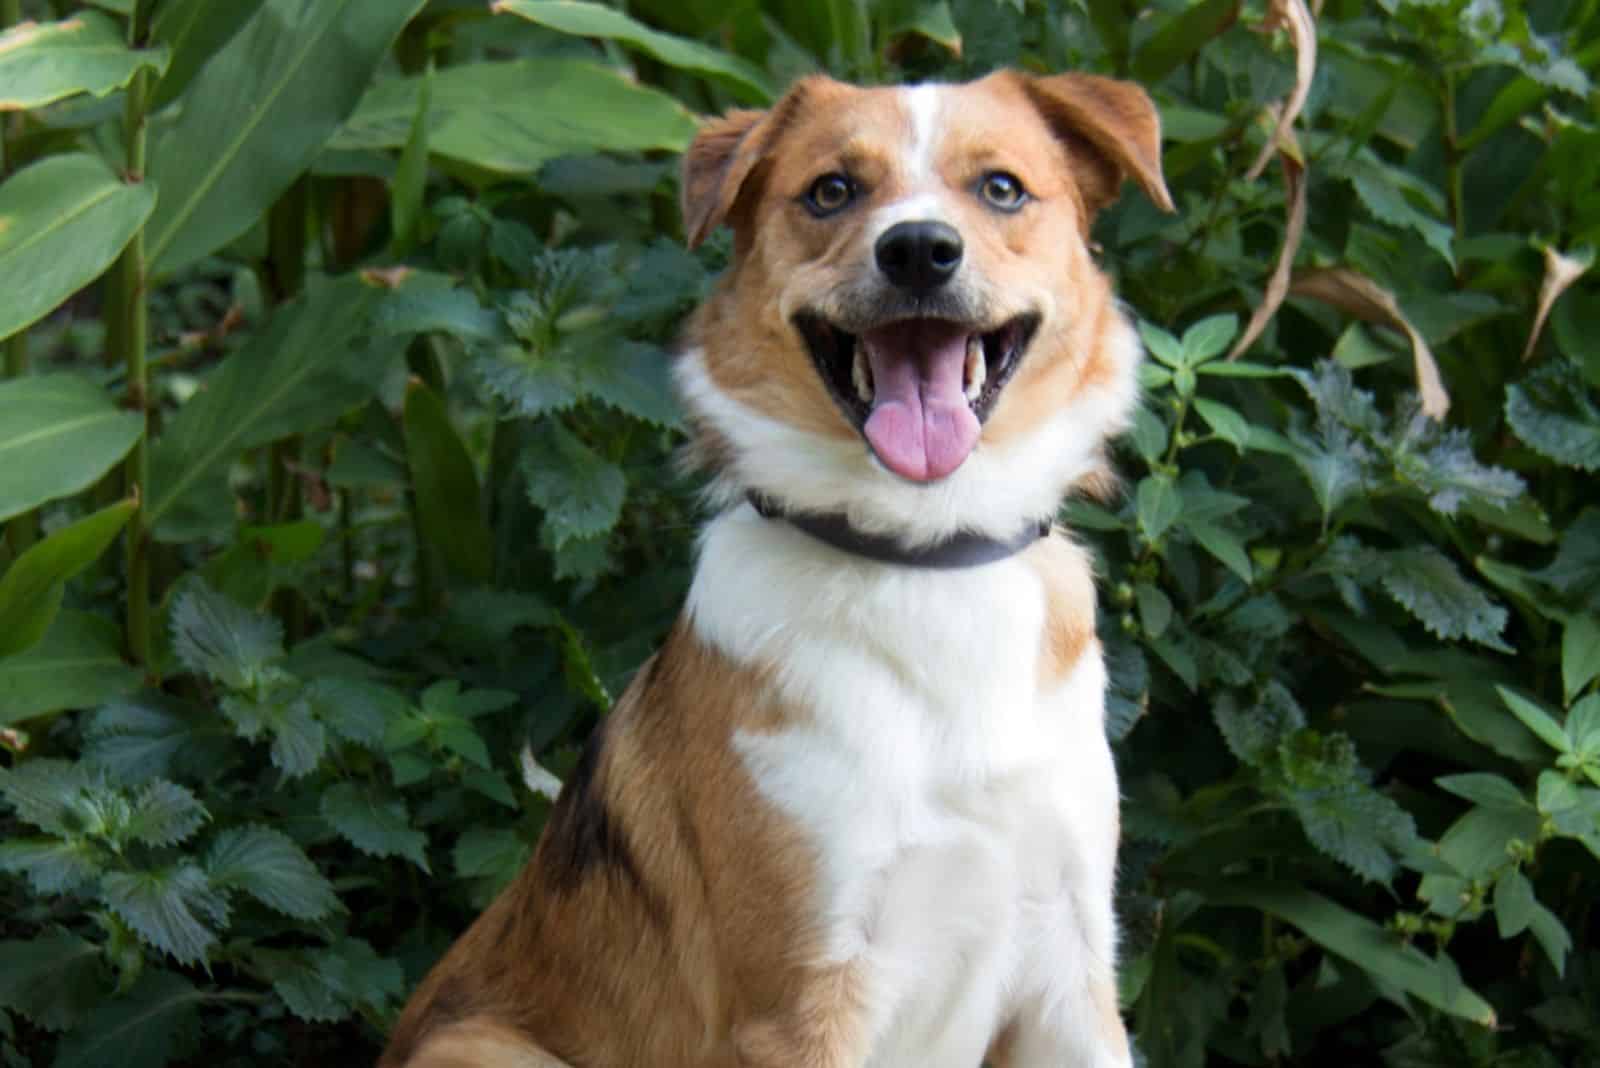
734, 964, 870, 1068
998, 974, 1131, 1068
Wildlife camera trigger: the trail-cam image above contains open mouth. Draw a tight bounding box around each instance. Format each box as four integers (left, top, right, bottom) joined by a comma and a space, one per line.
794, 312, 1040, 482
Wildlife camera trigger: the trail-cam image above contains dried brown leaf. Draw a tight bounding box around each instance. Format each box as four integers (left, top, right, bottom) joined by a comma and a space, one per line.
1245, 0, 1317, 181
1230, 131, 1306, 360
1521, 245, 1593, 362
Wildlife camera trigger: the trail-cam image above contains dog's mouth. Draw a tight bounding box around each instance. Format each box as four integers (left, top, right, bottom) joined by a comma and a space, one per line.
794, 312, 1040, 482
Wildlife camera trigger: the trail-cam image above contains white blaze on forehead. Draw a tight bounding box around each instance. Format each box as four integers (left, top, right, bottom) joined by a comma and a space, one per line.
903, 83, 943, 181
869, 84, 949, 233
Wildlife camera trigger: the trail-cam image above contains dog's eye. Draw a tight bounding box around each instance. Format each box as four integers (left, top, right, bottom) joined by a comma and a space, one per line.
978, 172, 1028, 211
804, 173, 855, 216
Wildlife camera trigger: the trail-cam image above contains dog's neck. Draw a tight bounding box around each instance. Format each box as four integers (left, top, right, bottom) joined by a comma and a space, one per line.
746, 492, 1050, 569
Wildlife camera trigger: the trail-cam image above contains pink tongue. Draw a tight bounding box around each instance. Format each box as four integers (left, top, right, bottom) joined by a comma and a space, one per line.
861, 320, 981, 482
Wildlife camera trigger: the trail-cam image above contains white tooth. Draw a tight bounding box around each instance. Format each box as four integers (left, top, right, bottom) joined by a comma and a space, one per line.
964, 335, 986, 402
852, 340, 874, 403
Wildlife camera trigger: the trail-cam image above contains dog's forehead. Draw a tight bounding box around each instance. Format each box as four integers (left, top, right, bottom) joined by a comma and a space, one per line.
774, 77, 1052, 184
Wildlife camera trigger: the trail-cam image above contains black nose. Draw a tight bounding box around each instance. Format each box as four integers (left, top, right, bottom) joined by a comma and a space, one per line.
875, 220, 964, 294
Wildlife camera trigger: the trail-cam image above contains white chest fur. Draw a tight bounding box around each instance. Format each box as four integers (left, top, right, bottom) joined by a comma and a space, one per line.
687, 506, 1122, 1067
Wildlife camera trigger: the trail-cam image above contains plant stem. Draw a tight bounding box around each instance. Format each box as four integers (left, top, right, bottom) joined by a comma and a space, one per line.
119, 8, 154, 666
1441, 69, 1466, 268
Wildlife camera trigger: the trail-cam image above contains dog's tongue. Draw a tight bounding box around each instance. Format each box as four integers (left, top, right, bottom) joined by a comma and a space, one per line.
861, 320, 981, 482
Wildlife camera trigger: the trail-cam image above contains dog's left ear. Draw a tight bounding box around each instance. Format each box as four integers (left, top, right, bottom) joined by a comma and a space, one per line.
1022, 73, 1174, 219
681, 107, 770, 249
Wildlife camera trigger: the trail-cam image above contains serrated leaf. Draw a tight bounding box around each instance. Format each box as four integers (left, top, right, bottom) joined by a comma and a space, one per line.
207, 825, 338, 920
1505, 360, 1600, 472
262, 937, 402, 1024
1435, 772, 1528, 811
0, 929, 102, 1032
303, 677, 404, 749
1341, 161, 1456, 268
100, 864, 227, 966
579, 341, 682, 429
52, 970, 202, 1068
1135, 473, 1181, 544
84, 696, 229, 784
0, 837, 103, 895
170, 581, 284, 690
1291, 422, 1370, 522
1213, 682, 1305, 767
0, 757, 95, 836
124, 781, 208, 847
523, 421, 626, 549
1496, 686, 1570, 753
1377, 547, 1510, 652
319, 783, 429, 871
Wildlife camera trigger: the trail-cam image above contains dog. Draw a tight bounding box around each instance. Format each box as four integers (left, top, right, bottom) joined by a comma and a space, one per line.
380, 68, 1171, 1068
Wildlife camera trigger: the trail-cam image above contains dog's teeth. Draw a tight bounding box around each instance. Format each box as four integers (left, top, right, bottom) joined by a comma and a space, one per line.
964, 336, 986, 402
852, 341, 874, 403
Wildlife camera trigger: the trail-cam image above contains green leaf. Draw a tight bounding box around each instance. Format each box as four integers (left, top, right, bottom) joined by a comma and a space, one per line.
375, 282, 505, 343
1537, 770, 1580, 815
319, 782, 429, 871
1136, 473, 1182, 544
1435, 773, 1528, 811
419, 679, 517, 719
579, 342, 682, 430
0, 929, 102, 1032
0, 154, 157, 345
1197, 361, 1291, 378
1493, 868, 1536, 938
1198, 882, 1496, 1025
1284, 744, 1420, 883
1213, 682, 1305, 767
1377, 548, 1511, 652
1340, 160, 1456, 269
0, 837, 103, 894
170, 582, 284, 691
523, 421, 627, 549
85, 696, 230, 784
882, 0, 963, 55
1505, 360, 1600, 473
123, 780, 208, 847
0, 611, 140, 724
1128, 406, 1168, 464
100, 864, 227, 965
0, 499, 136, 659
207, 825, 338, 920
52, 970, 203, 1068
1188, 521, 1254, 584
1563, 615, 1600, 702
1192, 397, 1251, 452
403, 380, 494, 584
453, 826, 529, 890
1527, 900, 1572, 976
331, 58, 698, 175
1394, 416, 1525, 516
303, 677, 404, 749
1568, 693, 1600, 756
1135, 583, 1172, 639
148, 274, 401, 541
259, 937, 401, 1024
0, 12, 168, 111
1437, 804, 1540, 879
493, 0, 775, 102
1533, 508, 1600, 604
388, 65, 431, 258
148, 0, 269, 110
434, 717, 492, 770
1138, 321, 1184, 369
1181, 314, 1238, 365
222, 692, 325, 778
0, 374, 142, 522
145, 0, 427, 276
1496, 686, 1570, 754
1131, 0, 1237, 83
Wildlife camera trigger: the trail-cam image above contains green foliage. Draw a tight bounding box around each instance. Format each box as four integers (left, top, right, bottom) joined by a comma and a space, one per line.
0, 0, 1596, 1066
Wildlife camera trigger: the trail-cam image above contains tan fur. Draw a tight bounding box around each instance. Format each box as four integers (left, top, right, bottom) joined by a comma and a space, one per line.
384, 68, 1167, 1068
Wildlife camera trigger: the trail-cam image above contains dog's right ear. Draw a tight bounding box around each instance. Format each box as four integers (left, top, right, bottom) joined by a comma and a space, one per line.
681, 80, 824, 249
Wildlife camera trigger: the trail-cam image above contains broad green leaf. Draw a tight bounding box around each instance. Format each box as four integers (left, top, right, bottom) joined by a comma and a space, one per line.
148, 0, 269, 110
319, 782, 429, 871
207, 825, 339, 920
53, 970, 203, 1068
0, 837, 102, 895
1435, 773, 1528, 810
1568, 693, 1600, 757
1339, 160, 1455, 269
882, 0, 963, 55
1438, 804, 1541, 878
1188, 521, 1253, 584
85, 696, 231, 784
170, 582, 284, 691
1136, 473, 1182, 544
1137, 321, 1184, 369
0, 612, 139, 725
0, 929, 102, 1032
1377, 547, 1510, 652
221, 692, 326, 778
1537, 770, 1580, 815
1192, 397, 1251, 452
1563, 615, 1600, 702
100, 863, 227, 965
1135, 583, 1172, 639
1527, 900, 1572, 976
123, 780, 208, 848
0, 499, 136, 659
145, 0, 427, 277
403, 380, 495, 584
1212, 683, 1304, 767
0, 154, 156, 344
1496, 686, 1570, 754
375, 283, 506, 343
1505, 361, 1600, 473
259, 937, 402, 1024
331, 59, 698, 176
0, 373, 142, 522
523, 421, 627, 549
1199, 882, 1496, 1025
493, 0, 776, 102
1493, 868, 1536, 938
0, 13, 168, 111
148, 274, 401, 541
388, 65, 432, 258
1132, 0, 1237, 83
1128, 406, 1169, 464
1181, 314, 1238, 365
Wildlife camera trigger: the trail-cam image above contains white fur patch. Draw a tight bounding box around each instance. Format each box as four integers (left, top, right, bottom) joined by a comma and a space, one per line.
903, 84, 942, 182
686, 511, 1125, 1066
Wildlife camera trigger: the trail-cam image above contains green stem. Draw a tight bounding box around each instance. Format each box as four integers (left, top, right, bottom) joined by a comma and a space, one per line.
1441, 70, 1466, 263
120, 11, 153, 666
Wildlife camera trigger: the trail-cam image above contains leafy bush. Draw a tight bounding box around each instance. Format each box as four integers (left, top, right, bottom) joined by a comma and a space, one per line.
0, 1, 1596, 1065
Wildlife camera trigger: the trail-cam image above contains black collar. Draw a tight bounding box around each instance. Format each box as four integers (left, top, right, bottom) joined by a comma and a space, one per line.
747, 493, 1050, 570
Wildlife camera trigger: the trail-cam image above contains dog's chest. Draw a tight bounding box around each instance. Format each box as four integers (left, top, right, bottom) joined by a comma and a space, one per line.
688, 510, 1118, 1065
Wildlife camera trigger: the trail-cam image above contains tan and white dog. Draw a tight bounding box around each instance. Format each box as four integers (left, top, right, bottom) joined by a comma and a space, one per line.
381, 69, 1171, 1068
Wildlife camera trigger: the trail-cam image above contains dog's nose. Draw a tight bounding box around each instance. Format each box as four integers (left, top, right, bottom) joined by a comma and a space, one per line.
875, 220, 964, 294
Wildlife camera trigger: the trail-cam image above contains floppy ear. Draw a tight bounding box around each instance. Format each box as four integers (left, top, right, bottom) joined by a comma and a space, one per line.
680, 78, 827, 248
1021, 73, 1174, 219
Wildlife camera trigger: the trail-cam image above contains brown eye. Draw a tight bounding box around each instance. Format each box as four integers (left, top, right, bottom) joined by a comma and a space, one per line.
979, 171, 1027, 211
805, 173, 855, 216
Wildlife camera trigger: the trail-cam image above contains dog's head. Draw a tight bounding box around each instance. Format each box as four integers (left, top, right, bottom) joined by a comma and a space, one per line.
675, 72, 1171, 545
